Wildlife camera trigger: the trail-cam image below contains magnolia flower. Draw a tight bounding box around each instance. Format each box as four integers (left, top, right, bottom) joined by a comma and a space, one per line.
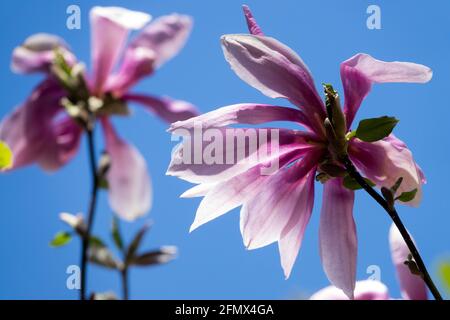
310, 224, 427, 300
167, 6, 431, 298
0, 6, 197, 220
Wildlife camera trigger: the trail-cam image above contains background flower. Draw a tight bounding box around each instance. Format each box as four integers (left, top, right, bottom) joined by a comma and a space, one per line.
0, 6, 197, 220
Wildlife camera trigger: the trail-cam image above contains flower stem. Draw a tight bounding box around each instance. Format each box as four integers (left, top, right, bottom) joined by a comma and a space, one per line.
80, 127, 99, 300
341, 155, 443, 300
121, 267, 129, 300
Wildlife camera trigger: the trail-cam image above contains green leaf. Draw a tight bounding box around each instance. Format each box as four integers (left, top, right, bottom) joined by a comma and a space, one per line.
396, 189, 418, 202
50, 232, 72, 248
112, 217, 124, 251
391, 177, 404, 193
125, 224, 151, 264
439, 262, 450, 291
98, 177, 109, 190
89, 236, 106, 248
343, 175, 376, 190
0, 140, 13, 171
53, 49, 72, 75
355, 116, 399, 142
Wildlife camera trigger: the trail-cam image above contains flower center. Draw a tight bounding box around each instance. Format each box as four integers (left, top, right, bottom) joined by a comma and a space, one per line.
52, 50, 129, 130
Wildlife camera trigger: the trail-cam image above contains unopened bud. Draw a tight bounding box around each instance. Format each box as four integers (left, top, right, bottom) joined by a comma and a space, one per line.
391, 177, 404, 193
404, 254, 423, 277
381, 187, 395, 210
59, 212, 87, 236
323, 84, 346, 138
97, 152, 111, 178
324, 118, 348, 161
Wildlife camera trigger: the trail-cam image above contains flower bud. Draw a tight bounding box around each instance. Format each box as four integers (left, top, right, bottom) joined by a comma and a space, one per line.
323, 84, 347, 140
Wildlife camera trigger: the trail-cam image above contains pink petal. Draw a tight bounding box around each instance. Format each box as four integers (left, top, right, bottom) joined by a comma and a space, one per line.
105, 48, 156, 96
168, 103, 315, 133
37, 117, 83, 171
310, 280, 390, 300
319, 178, 357, 299
277, 168, 316, 278
101, 118, 151, 221
90, 6, 151, 94
190, 147, 309, 232
167, 127, 319, 184
349, 134, 424, 207
240, 150, 319, 254
221, 34, 325, 133
389, 223, 428, 300
180, 183, 216, 198
129, 14, 193, 69
11, 33, 75, 74
341, 53, 433, 127
242, 5, 264, 36
0, 104, 41, 169
124, 93, 198, 124
0, 79, 79, 171
190, 160, 274, 232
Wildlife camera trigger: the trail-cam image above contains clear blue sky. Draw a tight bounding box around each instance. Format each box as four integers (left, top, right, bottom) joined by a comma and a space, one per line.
0, 0, 448, 299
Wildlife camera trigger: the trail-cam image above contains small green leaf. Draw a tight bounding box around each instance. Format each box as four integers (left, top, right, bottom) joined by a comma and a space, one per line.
439, 262, 450, 291
50, 232, 72, 248
112, 217, 124, 251
89, 236, 106, 248
53, 49, 72, 75
0, 140, 13, 171
391, 177, 404, 193
343, 175, 376, 190
395, 189, 418, 202
125, 224, 151, 264
98, 177, 109, 190
355, 116, 399, 142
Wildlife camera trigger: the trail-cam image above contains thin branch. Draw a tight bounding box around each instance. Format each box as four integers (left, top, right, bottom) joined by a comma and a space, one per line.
341, 155, 443, 300
121, 267, 129, 300
80, 127, 99, 300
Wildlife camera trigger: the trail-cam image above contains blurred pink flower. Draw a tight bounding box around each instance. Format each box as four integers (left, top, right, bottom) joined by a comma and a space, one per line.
1, 6, 198, 220
310, 224, 427, 300
167, 6, 430, 298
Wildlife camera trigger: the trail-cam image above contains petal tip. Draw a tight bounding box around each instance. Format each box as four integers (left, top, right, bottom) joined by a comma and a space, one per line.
189, 222, 199, 233
91, 6, 151, 29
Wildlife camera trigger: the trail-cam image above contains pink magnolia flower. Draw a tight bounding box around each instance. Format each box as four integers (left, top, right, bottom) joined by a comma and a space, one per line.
167, 6, 431, 298
0, 6, 198, 220
310, 224, 427, 300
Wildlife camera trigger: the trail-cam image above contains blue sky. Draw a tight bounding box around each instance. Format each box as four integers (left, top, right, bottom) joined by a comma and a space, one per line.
0, 0, 449, 299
